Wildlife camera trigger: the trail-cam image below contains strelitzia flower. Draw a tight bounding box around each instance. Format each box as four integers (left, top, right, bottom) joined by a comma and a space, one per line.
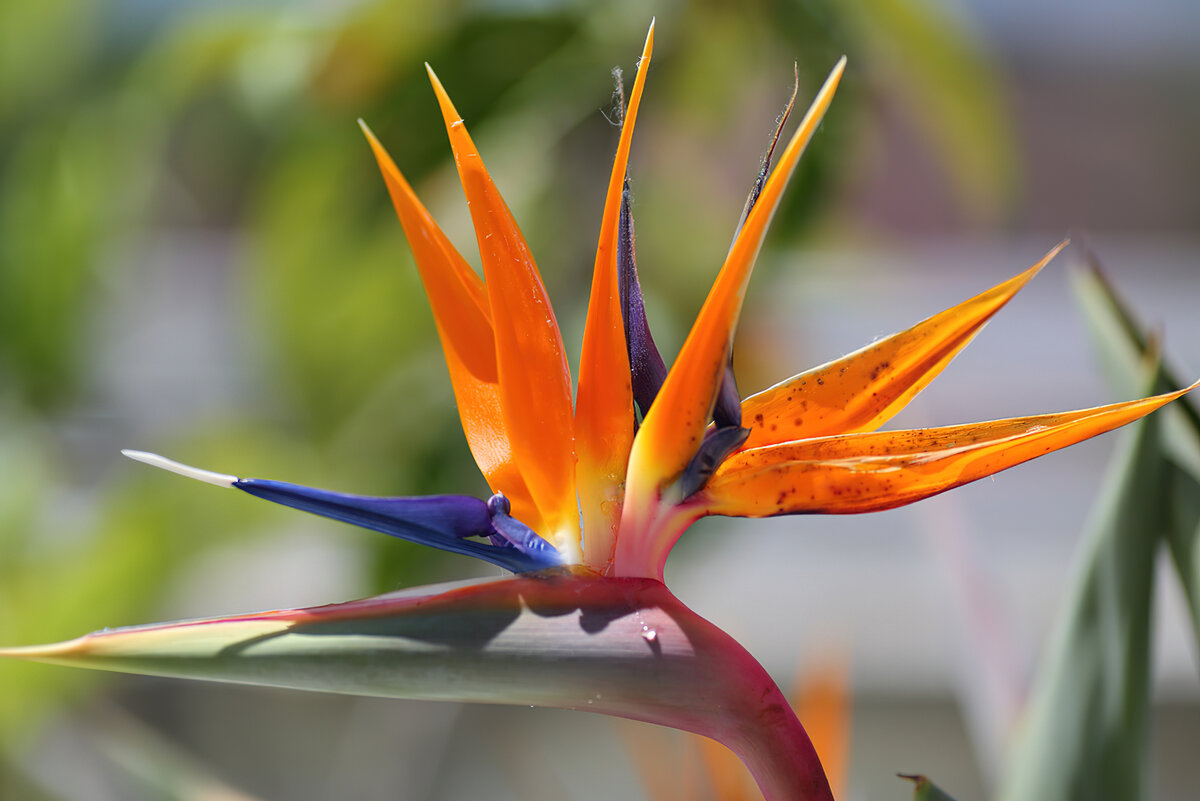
4, 22, 1195, 801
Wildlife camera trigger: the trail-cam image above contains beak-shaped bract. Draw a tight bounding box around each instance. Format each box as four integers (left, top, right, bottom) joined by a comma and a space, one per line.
0, 571, 833, 800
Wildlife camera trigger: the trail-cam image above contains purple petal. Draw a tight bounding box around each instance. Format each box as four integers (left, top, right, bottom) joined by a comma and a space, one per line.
617, 178, 668, 416
235, 479, 558, 572
680, 425, 751, 499
712, 362, 743, 429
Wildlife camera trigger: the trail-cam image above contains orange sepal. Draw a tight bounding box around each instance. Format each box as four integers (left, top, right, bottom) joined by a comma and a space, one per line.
576, 22, 653, 569
426, 67, 580, 559
360, 122, 541, 529
701, 382, 1199, 517
741, 241, 1065, 449
626, 58, 846, 498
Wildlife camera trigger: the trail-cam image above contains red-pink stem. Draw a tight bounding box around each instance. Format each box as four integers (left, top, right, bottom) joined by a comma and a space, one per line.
569, 576, 835, 800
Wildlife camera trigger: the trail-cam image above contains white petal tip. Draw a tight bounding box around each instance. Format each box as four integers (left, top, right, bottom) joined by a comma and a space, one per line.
121, 450, 238, 488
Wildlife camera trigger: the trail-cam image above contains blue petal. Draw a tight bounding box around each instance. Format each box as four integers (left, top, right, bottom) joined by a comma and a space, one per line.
486, 494, 564, 565
236, 479, 558, 573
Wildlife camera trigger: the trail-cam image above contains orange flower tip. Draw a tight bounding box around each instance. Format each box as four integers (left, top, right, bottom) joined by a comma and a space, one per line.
1150, 377, 1199, 402
1008, 237, 1069, 289
424, 64, 462, 126
1042, 236, 1069, 267
822, 57, 847, 99
121, 450, 237, 488
817, 57, 846, 121
357, 120, 398, 176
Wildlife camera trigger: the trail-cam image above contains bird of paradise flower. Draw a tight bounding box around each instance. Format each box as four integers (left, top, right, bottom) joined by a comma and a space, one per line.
3, 21, 1195, 801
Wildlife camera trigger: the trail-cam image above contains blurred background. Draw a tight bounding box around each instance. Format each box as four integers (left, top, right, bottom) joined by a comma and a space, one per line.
1, 0, 1197, 799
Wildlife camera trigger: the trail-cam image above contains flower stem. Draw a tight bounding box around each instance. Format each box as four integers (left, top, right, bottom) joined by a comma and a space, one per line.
649, 585, 835, 801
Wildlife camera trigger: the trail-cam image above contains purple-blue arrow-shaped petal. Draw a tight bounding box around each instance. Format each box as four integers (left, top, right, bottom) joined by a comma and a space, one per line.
122, 451, 561, 573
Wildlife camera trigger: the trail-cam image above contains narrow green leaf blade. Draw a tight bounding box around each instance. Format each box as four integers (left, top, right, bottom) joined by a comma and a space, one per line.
1167, 466, 1200, 648
1072, 262, 1200, 655
1071, 261, 1200, 477
998, 400, 1165, 801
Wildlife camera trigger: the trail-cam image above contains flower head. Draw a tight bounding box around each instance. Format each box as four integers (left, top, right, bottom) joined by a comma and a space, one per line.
124, 21, 1193, 582
5, 22, 1198, 801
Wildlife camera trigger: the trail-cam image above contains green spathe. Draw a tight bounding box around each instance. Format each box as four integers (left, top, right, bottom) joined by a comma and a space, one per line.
1, 569, 833, 801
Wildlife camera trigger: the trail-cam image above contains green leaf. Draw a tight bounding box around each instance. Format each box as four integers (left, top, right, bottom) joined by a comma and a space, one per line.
1167, 457, 1200, 648
997, 379, 1165, 801
1072, 261, 1200, 654
900, 773, 960, 801
1071, 260, 1200, 476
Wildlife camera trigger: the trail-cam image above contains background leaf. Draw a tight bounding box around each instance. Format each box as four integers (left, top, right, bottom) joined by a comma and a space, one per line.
1073, 261, 1200, 652
997, 365, 1164, 801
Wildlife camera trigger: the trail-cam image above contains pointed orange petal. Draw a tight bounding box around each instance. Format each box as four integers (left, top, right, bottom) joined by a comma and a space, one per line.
701, 382, 1198, 516
576, 22, 653, 570
626, 58, 846, 497
426, 68, 580, 559
360, 122, 541, 529
741, 241, 1066, 449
